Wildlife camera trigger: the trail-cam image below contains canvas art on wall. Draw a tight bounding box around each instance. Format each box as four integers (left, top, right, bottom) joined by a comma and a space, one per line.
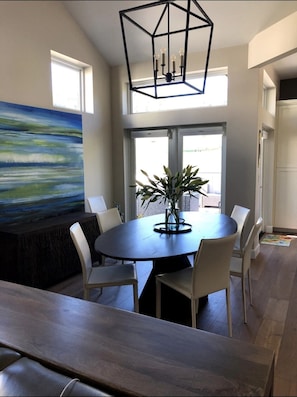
0, 101, 84, 226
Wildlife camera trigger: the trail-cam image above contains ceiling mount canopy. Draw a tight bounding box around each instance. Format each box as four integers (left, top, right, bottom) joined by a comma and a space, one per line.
119, 0, 214, 99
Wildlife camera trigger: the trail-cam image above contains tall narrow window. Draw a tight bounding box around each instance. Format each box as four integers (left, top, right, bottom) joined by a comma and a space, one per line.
262, 70, 276, 116
50, 50, 94, 113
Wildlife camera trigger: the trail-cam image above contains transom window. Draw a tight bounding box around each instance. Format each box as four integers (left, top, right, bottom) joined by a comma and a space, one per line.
131, 68, 228, 114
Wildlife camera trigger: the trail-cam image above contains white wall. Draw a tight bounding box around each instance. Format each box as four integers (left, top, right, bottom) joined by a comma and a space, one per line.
111, 44, 262, 236
249, 11, 297, 69
0, 0, 283, 236
0, 1, 113, 209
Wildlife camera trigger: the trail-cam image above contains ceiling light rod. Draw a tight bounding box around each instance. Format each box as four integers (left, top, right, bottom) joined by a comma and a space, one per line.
119, 0, 214, 99
153, 2, 184, 83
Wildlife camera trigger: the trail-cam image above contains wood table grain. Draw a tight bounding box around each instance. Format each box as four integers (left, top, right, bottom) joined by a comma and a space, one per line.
0, 280, 274, 396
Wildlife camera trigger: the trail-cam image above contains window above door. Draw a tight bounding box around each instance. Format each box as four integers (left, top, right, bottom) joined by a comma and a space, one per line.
130, 68, 228, 114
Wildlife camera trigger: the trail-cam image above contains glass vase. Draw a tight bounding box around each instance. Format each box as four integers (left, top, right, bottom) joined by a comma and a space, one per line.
165, 201, 180, 231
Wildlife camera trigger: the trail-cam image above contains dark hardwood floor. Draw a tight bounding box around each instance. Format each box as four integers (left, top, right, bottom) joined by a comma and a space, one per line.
48, 235, 297, 396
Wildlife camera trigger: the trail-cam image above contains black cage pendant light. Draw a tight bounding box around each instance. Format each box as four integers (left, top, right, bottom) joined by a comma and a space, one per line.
119, 0, 213, 99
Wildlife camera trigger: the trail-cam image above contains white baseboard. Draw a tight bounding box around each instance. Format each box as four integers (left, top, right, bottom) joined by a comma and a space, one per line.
265, 225, 273, 233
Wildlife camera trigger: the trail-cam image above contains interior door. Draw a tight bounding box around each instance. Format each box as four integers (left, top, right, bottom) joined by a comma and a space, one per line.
275, 100, 297, 230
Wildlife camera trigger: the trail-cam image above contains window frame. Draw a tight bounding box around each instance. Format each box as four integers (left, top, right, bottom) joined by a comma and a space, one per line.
129, 68, 228, 114
50, 50, 94, 114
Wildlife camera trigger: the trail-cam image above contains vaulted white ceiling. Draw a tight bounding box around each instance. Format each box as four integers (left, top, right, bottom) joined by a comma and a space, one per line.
63, 0, 297, 79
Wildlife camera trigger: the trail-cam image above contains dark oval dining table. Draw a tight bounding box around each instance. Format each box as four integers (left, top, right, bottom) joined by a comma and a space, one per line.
94, 211, 237, 323
94, 211, 237, 261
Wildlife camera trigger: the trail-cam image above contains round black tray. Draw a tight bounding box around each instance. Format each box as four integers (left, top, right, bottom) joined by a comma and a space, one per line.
153, 222, 192, 234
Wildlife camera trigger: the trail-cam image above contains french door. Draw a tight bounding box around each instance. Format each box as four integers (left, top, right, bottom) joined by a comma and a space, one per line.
130, 125, 224, 218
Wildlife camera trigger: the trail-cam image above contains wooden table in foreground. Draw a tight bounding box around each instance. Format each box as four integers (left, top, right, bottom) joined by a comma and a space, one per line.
0, 281, 275, 396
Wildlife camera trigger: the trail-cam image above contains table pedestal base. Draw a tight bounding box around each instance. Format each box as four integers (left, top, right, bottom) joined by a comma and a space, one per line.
139, 255, 207, 326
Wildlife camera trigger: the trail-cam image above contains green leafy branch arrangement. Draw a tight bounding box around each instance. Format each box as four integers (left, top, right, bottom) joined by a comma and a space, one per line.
132, 165, 209, 210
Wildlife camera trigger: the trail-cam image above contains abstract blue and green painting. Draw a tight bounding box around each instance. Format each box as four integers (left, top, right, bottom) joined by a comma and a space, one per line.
0, 101, 84, 226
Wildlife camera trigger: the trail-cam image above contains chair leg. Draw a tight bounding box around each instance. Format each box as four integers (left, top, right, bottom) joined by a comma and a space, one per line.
241, 276, 247, 324
191, 298, 197, 328
83, 288, 90, 301
156, 278, 161, 319
133, 283, 139, 313
247, 268, 253, 305
226, 287, 232, 337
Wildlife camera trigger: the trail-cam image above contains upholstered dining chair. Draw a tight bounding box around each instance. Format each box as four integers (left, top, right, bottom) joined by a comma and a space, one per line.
70, 222, 139, 312
156, 233, 237, 337
96, 207, 122, 234
230, 205, 251, 257
95, 207, 130, 265
87, 195, 107, 213
230, 217, 263, 324
96, 207, 123, 264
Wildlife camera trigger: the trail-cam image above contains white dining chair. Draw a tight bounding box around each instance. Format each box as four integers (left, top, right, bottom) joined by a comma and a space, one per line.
87, 195, 107, 213
96, 208, 135, 266
156, 233, 237, 337
230, 205, 250, 257
230, 217, 263, 324
86, 195, 107, 253
96, 207, 122, 234
70, 222, 139, 312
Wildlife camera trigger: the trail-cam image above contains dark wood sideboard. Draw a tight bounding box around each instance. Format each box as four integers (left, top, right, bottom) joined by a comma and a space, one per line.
0, 212, 100, 288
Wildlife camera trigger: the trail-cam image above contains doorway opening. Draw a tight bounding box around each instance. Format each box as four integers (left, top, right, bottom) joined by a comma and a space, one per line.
130, 125, 225, 218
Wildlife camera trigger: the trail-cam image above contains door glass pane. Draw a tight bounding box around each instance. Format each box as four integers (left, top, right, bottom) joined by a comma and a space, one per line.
135, 136, 168, 217
182, 134, 222, 213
